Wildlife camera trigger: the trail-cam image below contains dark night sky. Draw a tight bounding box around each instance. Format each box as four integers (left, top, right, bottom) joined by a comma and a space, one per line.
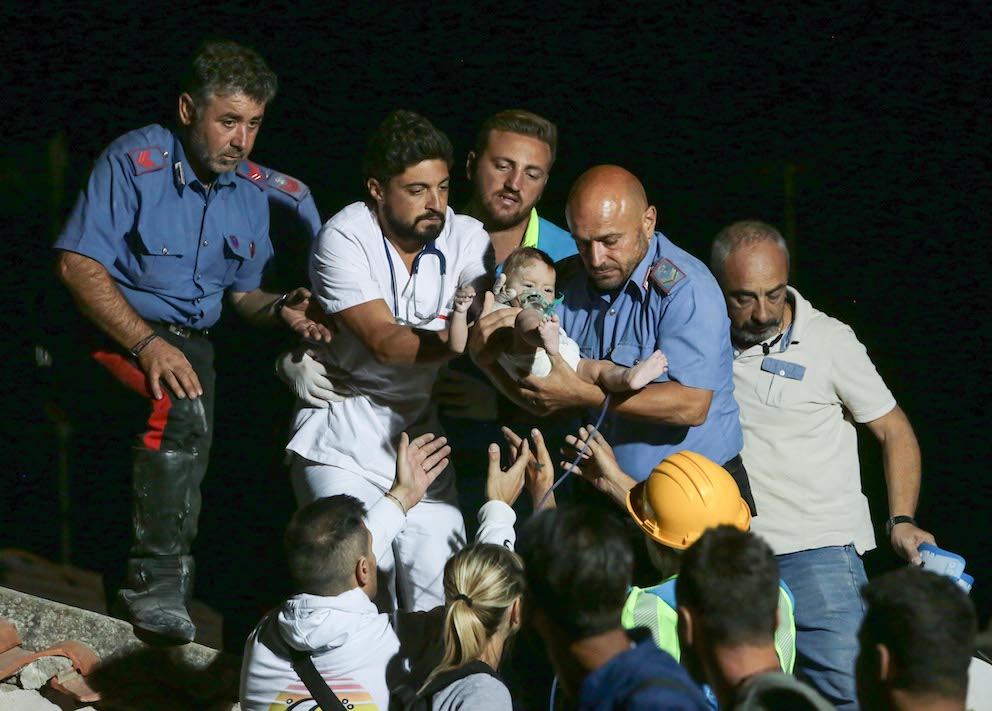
2, 1, 990, 632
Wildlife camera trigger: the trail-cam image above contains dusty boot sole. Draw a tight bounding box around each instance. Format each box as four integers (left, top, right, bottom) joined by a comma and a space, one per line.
113, 595, 196, 646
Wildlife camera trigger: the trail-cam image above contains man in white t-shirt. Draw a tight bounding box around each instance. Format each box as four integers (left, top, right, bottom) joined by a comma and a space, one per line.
286, 111, 493, 612
710, 220, 936, 711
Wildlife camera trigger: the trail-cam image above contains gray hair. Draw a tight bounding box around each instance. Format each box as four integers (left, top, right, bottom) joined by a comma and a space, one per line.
710, 220, 789, 282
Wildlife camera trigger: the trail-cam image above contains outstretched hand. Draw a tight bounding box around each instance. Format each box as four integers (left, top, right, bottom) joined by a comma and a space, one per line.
485, 437, 530, 507
280, 287, 334, 343
390, 432, 451, 513
502, 427, 556, 509
563, 425, 637, 507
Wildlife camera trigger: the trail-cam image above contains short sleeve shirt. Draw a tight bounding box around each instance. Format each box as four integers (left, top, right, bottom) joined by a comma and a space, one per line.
556, 232, 743, 480
54, 124, 273, 329
734, 287, 896, 555
288, 202, 492, 489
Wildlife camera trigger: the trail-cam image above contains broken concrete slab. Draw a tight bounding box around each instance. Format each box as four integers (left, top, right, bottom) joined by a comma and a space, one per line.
1, 587, 241, 710
0, 688, 62, 710
17, 656, 72, 690
0, 587, 218, 667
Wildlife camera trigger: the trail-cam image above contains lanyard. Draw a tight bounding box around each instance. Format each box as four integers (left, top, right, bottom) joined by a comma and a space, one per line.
382, 235, 448, 325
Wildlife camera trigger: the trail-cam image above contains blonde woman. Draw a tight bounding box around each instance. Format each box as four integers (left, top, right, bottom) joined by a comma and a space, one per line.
414, 543, 524, 710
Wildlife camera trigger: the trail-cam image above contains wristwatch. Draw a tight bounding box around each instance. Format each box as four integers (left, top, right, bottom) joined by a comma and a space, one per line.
885, 515, 917, 537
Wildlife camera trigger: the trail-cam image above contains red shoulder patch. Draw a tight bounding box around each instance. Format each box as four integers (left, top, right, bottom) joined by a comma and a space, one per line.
126, 146, 167, 176
235, 161, 267, 190
268, 170, 309, 201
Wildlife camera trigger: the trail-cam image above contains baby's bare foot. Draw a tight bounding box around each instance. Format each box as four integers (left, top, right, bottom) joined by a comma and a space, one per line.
625, 350, 668, 390
537, 314, 560, 356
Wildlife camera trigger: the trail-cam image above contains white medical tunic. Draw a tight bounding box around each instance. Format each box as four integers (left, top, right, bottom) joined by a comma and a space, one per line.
287, 202, 491, 494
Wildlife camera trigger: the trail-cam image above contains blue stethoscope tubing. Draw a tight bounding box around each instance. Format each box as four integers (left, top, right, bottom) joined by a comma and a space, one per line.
382, 235, 448, 322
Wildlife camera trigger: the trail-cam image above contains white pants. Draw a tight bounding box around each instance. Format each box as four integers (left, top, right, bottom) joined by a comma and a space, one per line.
290, 455, 465, 612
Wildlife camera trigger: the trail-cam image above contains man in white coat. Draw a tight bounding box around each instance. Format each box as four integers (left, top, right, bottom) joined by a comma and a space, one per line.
285, 111, 492, 612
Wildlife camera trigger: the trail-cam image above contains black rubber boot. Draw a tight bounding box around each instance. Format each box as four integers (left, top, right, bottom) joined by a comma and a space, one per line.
117, 555, 196, 644
116, 448, 199, 645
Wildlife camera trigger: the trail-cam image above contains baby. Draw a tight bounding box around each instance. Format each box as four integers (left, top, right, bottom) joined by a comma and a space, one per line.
449, 247, 668, 392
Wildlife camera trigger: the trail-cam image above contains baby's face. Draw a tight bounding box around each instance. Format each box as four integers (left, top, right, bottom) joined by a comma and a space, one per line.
504, 259, 556, 306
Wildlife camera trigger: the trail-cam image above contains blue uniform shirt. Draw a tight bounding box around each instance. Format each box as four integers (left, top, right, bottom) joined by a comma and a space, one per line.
257, 163, 322, 239
556, 232, 742, 479
54, 124, 273, 329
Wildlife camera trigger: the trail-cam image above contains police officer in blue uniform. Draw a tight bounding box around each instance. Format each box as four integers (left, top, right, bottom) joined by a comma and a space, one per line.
470, 165, 754, 511
53, 40, 328, 644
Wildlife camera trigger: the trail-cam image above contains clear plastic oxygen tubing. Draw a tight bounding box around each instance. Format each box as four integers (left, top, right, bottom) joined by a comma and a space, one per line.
549, 675, 559, 711
537, 392, 612, 510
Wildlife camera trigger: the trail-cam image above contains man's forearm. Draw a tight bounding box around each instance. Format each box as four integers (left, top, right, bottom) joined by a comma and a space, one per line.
56, 251, 152, 351
228, 289, 284, 326
368, 323, 453, 365
607, 381, 712, 427
875, 408, 923, 517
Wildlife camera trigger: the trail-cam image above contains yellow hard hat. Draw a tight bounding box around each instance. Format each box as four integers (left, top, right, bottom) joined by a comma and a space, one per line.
626, 451, 751, 550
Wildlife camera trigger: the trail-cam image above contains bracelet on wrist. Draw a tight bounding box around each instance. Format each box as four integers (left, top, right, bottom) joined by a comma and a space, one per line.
384, 491, 408, 516
130, 333, 159, 358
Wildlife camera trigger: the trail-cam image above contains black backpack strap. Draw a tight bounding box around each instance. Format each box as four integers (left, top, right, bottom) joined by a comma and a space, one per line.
420, 660, 502, 704
288, 648, 348, 711
266, 609, 347, 711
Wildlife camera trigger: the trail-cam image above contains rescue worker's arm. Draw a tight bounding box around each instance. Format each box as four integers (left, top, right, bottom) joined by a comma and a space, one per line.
865, 405, 936, 564
228, 287, 332, 341
564, 425, 638, 508
334, 298, 454, 365
518, 356, 711, 427
55, 250, 201, 401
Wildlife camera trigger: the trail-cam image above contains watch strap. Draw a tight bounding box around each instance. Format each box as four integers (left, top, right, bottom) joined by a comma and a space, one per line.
885, 515, 917, 537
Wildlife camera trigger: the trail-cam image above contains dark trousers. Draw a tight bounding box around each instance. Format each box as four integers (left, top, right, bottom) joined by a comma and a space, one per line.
84, 326, 215, 603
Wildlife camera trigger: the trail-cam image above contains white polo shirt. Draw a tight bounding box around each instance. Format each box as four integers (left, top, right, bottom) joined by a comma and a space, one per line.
287, 201, 491, 492
734, 287, 896, 556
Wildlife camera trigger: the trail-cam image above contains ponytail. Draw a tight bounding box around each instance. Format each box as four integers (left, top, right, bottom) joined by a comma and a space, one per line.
420, 544, 524, 692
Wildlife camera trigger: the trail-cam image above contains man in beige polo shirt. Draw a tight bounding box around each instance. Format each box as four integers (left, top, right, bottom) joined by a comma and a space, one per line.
710, 220, 936, 711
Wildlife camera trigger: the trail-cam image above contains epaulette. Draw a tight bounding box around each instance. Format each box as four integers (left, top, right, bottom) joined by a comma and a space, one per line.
235, 161, 268, 190
126, 146, 167, 176
645, 257, 688, 295
267, 170, 311, 202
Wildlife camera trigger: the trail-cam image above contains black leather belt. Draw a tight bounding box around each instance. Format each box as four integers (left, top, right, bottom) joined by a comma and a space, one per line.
159, 323, 210, 339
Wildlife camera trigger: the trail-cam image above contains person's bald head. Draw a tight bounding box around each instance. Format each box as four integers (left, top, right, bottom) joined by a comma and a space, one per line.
565, 166, 656, 291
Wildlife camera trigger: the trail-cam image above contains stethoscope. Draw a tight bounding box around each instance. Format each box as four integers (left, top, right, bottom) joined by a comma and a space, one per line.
382, 234, 448, 326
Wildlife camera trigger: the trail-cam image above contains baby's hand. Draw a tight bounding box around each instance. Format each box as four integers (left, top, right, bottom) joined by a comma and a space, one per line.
453, 285, 476, 313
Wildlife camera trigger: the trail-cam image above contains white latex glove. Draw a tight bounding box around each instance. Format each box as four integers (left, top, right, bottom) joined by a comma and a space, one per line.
433, 365, 500, 421
274, 349, 346, 407
493, 273, 516, 304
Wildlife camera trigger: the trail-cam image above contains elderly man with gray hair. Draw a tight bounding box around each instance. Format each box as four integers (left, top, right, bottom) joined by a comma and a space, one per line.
710, 220, 936, 710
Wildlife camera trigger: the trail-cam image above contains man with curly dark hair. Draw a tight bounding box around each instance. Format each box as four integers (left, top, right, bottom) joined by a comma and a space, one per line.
285, 110, 494, 613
